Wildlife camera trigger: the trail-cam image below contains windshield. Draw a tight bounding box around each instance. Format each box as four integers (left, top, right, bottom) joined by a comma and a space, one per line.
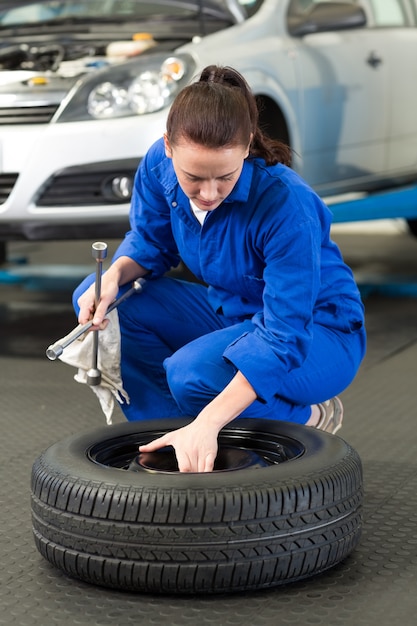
0, 0, 245, 26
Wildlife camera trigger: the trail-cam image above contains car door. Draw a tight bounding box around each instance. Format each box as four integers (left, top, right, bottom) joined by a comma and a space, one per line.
288, 0, 390, 195
367, 0, 417, 177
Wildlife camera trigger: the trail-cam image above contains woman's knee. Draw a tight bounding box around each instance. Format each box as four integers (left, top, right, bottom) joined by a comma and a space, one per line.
164, 343, 235, 414
164, 349, 201, 411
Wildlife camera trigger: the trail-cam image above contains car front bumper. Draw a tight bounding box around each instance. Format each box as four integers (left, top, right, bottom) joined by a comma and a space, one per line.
0, 112, 166, 239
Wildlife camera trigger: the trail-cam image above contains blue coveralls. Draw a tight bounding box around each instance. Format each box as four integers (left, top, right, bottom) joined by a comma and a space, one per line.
74, 138, 366, 424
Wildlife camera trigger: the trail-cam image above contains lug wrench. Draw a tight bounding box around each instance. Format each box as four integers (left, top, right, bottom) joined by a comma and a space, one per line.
45, 279, 145, 361
86, 242, 108, 386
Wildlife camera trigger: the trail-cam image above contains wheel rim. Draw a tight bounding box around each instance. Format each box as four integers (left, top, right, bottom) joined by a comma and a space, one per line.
87, 426, 305, 473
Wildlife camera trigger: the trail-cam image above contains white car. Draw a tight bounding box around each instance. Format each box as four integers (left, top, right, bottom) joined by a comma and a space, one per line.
1, 0, 417, 245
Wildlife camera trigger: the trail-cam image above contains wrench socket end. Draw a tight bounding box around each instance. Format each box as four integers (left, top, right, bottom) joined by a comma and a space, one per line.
46, 344, 62, 360
87, 368, 102, 386
92, 241, 108, 261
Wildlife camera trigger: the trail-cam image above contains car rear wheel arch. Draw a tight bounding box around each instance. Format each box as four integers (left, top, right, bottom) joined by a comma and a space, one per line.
257, 94, 291, 148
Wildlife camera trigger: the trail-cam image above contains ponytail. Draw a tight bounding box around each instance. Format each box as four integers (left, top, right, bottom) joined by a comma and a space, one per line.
166, 65, 291, 166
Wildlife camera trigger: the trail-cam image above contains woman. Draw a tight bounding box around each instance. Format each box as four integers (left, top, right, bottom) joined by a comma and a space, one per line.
74, 65, 366, 473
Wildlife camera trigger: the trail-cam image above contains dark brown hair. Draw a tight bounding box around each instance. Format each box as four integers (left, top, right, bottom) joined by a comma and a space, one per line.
166, 65, 291, 166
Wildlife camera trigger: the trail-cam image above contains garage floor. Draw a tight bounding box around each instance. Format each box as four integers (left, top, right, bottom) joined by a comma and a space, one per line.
1, 223, 417, 626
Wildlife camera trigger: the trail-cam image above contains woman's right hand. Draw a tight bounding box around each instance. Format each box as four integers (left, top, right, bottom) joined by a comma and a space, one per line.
77, 273, 120, 328
77, 255, 147, 327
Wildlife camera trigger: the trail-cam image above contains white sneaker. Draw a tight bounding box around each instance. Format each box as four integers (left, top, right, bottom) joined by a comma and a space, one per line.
315, 396, 344, 434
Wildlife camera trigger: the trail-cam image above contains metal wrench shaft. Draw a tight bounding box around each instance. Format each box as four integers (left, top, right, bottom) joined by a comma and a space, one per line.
87, 242, 108, 386
45, 279, 145, 361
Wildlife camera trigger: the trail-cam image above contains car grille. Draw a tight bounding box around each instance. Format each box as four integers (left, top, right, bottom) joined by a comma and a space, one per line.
0, 105, 59, 125
0, 173, 19, 204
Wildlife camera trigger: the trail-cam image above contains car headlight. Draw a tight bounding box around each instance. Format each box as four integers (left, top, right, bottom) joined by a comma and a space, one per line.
127, 71, 177, 115
55, 54, 193, 123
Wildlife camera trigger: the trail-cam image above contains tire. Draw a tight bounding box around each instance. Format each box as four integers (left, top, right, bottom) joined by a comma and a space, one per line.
31, 418, 363, 594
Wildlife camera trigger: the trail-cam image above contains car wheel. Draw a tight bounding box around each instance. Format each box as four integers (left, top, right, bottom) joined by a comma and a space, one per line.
31, 418, 363, 594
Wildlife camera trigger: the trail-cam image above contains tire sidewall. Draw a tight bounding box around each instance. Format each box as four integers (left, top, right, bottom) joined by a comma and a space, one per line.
36, 417, 354, 490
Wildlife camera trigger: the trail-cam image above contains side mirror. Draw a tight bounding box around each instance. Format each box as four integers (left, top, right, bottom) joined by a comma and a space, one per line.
288, 2, 367, 37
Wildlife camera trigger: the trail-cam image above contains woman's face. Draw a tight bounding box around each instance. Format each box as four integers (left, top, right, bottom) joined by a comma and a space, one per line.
164, 135, 250, 212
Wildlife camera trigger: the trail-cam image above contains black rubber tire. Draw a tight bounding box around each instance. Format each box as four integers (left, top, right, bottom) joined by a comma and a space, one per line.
31, 418, 363, 594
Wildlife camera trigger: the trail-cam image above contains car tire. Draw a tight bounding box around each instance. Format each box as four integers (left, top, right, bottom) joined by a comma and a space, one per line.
31, 418, 363, 594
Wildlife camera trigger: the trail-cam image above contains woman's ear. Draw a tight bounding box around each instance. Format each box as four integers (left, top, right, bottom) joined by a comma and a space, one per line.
164, 134, 172, 158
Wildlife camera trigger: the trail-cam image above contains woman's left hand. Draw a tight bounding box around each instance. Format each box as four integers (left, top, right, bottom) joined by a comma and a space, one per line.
139, 371, 257, 472
139, 418, 220, 473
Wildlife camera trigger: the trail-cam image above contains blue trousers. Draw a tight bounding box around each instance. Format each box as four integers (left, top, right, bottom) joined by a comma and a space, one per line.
73, 276, 366, 424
